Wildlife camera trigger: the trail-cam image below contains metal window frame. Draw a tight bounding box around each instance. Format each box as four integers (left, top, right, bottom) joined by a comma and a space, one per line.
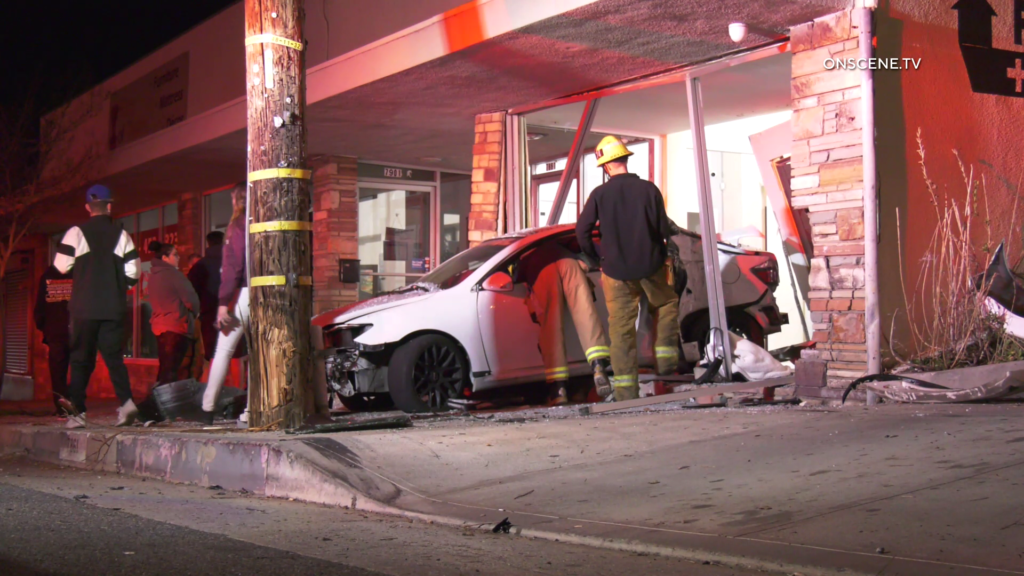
505, 42, 788, 377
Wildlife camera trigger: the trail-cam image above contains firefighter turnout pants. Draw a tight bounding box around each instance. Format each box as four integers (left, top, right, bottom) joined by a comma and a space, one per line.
602, 264, 680, 401
528, 258, 610, 383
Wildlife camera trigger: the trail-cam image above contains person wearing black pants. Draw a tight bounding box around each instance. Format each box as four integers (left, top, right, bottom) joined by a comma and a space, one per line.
34, 265, 73, 414
55, 185, 141, 428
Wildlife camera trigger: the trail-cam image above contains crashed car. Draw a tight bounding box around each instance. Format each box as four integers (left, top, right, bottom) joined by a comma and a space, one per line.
312, 224, 788, 413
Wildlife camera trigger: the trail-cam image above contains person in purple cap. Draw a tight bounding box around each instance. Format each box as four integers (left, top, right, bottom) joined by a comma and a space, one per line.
54, 184, 142, 428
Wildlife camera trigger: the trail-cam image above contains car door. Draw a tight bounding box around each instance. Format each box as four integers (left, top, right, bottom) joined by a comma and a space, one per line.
476, 269, 545, 383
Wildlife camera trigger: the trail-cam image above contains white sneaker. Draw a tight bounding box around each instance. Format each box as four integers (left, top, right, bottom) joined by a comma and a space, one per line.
116, 400, 139, 427
66, 413, 87, 429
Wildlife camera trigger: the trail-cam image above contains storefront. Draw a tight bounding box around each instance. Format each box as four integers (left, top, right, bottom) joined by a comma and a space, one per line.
351, 163, 470, 300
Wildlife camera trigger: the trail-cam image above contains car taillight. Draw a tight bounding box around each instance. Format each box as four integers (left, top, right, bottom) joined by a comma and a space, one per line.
752, 260, 780, 290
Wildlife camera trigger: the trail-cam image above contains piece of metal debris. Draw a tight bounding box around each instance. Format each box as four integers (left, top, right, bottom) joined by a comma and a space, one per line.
514, 490, 535, 500
843, 370, 1024, 404
287, 414, 413, 435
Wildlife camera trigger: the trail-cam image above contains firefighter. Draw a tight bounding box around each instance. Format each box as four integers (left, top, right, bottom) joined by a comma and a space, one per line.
516, 241, 612, 404
576, 136, 680, 402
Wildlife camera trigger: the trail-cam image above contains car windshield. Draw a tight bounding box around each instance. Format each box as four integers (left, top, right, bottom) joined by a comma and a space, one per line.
418, 238, 516, 290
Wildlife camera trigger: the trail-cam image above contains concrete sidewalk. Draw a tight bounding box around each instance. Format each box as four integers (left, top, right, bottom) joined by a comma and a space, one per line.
2, 402, 1022, 576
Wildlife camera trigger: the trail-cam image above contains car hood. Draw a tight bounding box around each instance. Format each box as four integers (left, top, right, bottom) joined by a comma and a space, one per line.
312, 289, 440, 327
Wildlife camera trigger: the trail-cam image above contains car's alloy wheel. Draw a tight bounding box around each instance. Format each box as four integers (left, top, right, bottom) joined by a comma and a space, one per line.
388, 335, 467, 413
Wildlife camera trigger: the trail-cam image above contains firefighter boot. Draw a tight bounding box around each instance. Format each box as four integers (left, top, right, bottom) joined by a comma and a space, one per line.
592, 359, 612, 399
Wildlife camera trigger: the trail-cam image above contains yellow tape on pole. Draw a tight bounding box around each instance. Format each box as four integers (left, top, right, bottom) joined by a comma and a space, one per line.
245, 34, 304, 51
249, 221, 313, 233
250, 275, 313, 287
247, 168, 312, 182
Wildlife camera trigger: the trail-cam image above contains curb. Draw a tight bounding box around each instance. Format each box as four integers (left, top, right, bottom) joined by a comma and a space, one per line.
0, 424, 1009, 576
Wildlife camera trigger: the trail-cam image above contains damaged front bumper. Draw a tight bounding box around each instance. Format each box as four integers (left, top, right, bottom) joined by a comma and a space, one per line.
320, 324, 388, 396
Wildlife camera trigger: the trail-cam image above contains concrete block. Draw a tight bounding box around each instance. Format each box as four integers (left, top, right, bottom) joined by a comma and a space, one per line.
838, 99, 862, 131
808, 200, 865, 213
792, 68, 860, 100
809, 211, 837, 224
814, 241, 865, 257
792, 174, 821, 191
810, 257, 831, 290
795, 360, 828, 388
791, 21, 815, 52
833, 312, 866, 343
812, 10, 852, 47
819, 158, 863, 187
830, 265, 865, 289
836, 208, 865, 240
793, 107, 825, 140
792, 46, 832, 78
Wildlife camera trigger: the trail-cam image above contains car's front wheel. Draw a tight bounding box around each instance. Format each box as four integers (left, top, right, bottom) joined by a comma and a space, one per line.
388, 335, 468, 413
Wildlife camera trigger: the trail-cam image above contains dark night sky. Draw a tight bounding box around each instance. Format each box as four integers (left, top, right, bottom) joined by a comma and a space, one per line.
3, 1, 238, 116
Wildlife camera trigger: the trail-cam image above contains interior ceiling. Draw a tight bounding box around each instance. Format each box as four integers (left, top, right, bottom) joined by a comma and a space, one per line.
47, 0, 844, 232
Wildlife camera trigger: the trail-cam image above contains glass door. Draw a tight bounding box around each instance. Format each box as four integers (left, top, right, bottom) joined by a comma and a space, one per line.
357, 183, 435, 300
533, 173, 578, 225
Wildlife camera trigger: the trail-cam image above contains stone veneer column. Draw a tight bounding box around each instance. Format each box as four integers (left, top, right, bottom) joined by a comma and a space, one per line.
469, 111, 505, 246
311, 156, 359, 315
789, 10, 868, 385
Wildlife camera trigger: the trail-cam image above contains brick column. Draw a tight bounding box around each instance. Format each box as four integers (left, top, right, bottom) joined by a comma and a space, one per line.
311, 156, 359, 315
177, 191, 204, 266
789, 10, 868, 385
469, 111, 505, 246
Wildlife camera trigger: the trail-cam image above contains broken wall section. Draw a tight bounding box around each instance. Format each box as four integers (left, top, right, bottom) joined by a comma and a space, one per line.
789, 9, 868, 385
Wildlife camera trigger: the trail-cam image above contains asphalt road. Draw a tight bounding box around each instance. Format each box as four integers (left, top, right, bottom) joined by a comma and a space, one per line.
0, 458, 760, 576
0, 482, 382, 576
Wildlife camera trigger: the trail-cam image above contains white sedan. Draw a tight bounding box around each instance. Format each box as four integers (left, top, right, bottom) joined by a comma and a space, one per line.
312, 224, 787, 413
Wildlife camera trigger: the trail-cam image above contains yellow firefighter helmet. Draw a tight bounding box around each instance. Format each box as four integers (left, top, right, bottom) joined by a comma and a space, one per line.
594, 135, 634, 167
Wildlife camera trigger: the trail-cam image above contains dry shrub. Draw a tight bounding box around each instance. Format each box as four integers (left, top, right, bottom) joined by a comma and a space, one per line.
892, 129, 1024, 371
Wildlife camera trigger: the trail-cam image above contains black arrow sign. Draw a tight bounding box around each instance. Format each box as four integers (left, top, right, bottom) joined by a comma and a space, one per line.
953, 0, 1024, 97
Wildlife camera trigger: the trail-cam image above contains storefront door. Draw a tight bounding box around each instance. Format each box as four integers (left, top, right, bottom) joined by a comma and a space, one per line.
357, 182, 435, 299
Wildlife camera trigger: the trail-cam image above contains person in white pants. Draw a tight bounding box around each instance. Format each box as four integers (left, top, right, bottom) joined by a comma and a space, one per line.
200, 183, 329, 424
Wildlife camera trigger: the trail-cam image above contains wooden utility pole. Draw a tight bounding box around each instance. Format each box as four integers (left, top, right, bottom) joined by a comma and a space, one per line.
244, 0, 312, 429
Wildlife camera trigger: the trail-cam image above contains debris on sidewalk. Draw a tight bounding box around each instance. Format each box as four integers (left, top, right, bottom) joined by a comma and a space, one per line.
492, 517, 513, 534
286, 414, 413, 435
841, 367, 1024, 404
580, 376, 794, 415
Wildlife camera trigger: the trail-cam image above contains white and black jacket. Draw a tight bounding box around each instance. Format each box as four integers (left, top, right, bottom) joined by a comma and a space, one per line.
54, 215, 141, 320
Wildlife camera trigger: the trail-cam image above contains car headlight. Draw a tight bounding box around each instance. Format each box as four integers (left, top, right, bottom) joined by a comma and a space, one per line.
323, 324, 372, 349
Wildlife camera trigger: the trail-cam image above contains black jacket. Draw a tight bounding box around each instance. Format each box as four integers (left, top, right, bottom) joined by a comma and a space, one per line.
34, 266, 72, 343
187, 244, 223, 318
54, 215, 140, 320
576, 173, 673, 281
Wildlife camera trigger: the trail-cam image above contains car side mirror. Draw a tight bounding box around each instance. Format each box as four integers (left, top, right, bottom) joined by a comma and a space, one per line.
482, 271, 513, 292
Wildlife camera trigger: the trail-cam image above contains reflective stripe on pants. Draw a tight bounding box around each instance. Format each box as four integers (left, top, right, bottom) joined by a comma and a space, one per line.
602, 264, 680, 387
530, 258, 611, 380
